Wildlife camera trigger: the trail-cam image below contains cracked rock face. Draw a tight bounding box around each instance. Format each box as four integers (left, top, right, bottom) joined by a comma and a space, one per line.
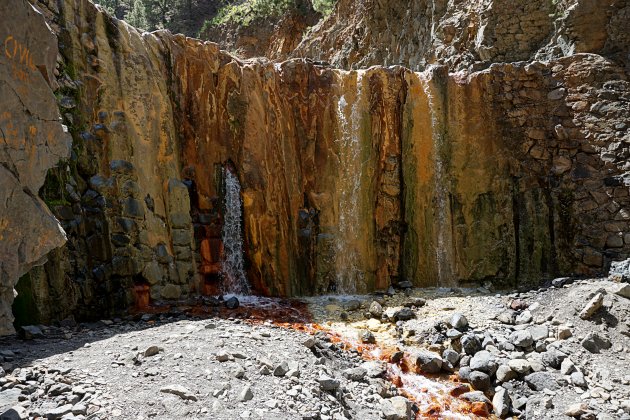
0, 0, 72, 334
1, 0, 630, 334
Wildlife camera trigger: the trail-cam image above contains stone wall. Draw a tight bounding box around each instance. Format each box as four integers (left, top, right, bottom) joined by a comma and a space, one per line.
0, 0, 628, 333
293, 0, 630, 71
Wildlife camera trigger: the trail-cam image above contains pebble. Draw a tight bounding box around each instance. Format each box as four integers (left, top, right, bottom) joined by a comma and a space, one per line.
450, 313, 469, 331
579, 293, 604, 320
493, 387, 511, 418
160, 384, 197, 401
239, 385, 253, 402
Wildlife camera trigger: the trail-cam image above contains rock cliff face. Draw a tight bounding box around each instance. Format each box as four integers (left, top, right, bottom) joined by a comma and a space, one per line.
293, 0, 630, 71
0, 0, 72, 334
0, 0, 628, 333
200, 0, 321, 61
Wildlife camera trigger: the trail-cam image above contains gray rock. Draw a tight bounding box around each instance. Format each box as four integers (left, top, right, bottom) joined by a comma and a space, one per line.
239, 385, 253, 402
398, 281, 413, 289
225, 296, 240, 309
273, 362, 289, 377
362, 361, 387, 378
560, 358, 576, 375
493, 387, 511, 418
524, 372, 560, 391
508, 359, 531, 375
481, 336, 495, 349
557, 325, 572, 340
0, 407, 27, 420
579, 293, 604, 320
160, 385, 198, 401
318, 375, 340, 391
469, 350, 497, 375
458, 366, 472, 382
442, 349, 460, 366
302, 337, 316, 348
446, 329, 463, 339
344, 299, 361, 311
450, 313, 468, 331
460, 391, 491, 404
515, 310, 532, 324
71, 404, 87, 415
232, 364, 245, 379
160, 284, 181, 300
381, 396, 411, 420
496, 364, 517, 383
0, 389, 21, 412
570, 371, 587, 388
48, 383, 72, 396
510, 330, 533, 348
392, 308, 414, 321
565, 403, 589, 418
497, 311, 516, 325
469, 370, 491, 391
144, 345, 160, 357
215, 351, 231, 362
497, 341, 515, 352
359, 330, 376, 344
414, 351, 442, 374
541, 349, 566, 369
369, 301, 383, 318
44, 404, 73, 419
461, 334, 482, 355
20, 325, 44, 339
614, 283, 630, 299
528, 325, 549, 341
551, 277, 573, 287
343, 367, 367, 382
609, 258, 630, 282
581, 332, 611, 353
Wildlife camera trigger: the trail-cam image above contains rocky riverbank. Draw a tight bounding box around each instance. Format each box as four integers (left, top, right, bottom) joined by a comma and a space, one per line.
1, 276, 629, 419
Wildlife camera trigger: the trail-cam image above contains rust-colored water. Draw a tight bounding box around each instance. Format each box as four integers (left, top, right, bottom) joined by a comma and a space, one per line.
131, 296, 492, 419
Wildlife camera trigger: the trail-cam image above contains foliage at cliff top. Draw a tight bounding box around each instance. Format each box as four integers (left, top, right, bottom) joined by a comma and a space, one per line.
95, 0, 334, 37
205, 0, 335, 29
96, 0, 226, 35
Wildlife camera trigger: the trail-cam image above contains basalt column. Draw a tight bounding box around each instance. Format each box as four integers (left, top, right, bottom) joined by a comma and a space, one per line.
402, 66, 516, 288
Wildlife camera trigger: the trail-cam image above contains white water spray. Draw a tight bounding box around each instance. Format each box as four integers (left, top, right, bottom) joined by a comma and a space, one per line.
221, 167, 250, 295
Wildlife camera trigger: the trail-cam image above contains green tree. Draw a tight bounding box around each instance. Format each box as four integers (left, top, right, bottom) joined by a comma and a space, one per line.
126, 0, 148, 30
312, 0, 335, 15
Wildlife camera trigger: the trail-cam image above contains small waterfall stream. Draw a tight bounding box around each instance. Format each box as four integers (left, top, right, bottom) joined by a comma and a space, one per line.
334, 71, 366, 294
220, 167, 250, 295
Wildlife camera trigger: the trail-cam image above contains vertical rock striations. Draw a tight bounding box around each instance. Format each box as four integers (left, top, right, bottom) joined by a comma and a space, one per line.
0, 0, 72, 334
0, 0, 628, 333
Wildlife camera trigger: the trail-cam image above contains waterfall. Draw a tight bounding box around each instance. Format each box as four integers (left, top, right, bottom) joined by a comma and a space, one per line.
333, 71, 366, 294
418, 70, 455, 287
220, 167, 250, 295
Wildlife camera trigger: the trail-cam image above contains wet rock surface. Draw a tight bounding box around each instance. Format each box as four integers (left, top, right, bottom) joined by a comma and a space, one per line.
309, 278, 630, 419
0, 278, 629, 419
2, 0, 629, 336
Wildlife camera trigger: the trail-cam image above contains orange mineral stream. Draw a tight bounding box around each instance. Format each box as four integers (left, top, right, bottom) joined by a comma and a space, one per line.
134, 295, 495, 419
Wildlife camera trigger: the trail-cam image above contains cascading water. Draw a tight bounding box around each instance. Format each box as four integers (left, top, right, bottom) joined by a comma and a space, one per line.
333, 71, 366, 294
220, 167, 250, 295
418, 70, 455, 287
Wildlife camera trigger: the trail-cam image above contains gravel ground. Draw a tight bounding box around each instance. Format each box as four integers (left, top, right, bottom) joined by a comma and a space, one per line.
1, 277, 629, 420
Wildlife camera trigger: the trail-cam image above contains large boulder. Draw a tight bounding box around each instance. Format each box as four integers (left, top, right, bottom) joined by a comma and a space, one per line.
0, 0, 72, 335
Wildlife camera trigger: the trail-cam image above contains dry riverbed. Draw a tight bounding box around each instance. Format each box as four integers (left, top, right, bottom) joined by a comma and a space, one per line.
1, 278, 629, 420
